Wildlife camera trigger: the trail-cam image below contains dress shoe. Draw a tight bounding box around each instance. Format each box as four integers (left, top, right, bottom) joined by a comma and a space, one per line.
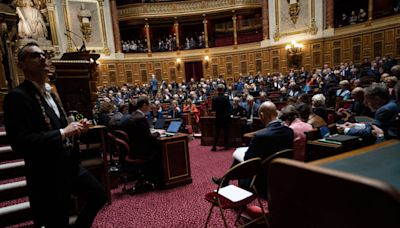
211, 147, 217, 151
212, 177, 221, 185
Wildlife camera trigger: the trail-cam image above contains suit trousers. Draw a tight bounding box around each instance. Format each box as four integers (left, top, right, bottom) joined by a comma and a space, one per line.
33, 166, 107, 228
213, 119, 230, 148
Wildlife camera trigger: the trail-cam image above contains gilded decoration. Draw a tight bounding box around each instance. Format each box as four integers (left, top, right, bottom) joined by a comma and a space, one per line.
274, 0, 317, 41
63, 0, 109, 55
118, 0, 261, 20
288, 0, 300, 24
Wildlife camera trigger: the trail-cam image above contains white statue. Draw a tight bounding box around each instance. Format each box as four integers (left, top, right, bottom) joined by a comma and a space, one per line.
14, 0, 48, 40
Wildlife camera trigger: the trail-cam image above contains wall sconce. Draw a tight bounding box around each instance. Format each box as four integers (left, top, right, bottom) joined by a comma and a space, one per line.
285, 41, 304, 56
204, 56, 209, 69
176, 58, 181, 70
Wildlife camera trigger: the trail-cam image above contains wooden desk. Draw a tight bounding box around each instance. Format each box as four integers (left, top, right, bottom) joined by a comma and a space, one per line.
310, 140, 400, 190
200, 116, 245, 147
306, 138, 363, 162
158, 133, 192, 188
79, 125, 112, 203
268, 140, 400, 228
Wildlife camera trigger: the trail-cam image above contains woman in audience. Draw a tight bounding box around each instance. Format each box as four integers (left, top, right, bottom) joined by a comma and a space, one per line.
296, 102, 327, 128
231, 96, 246, 117
281, 105, 313, 161
183, 98, 199, 124
311, 93, 328, 122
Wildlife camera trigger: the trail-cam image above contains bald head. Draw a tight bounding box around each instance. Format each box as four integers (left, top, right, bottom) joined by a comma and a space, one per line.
259, 101, 277, 126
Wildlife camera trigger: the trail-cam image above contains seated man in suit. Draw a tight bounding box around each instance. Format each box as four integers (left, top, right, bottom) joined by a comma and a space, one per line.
338, 83, 400, 142
167, 100, 182, 118
213, 101, 294, 194
121, 96, 163, 188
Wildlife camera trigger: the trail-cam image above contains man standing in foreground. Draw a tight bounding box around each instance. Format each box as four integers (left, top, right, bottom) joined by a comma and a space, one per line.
4, 42, 107, 227
211, 84, 231, 151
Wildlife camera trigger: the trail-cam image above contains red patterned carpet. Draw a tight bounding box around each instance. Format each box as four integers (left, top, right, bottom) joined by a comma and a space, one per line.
93, 139, 243, 228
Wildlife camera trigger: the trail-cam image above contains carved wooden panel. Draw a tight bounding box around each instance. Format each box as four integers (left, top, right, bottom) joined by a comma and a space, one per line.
169, 68, 176, 82
363, 35, 371, 47
124, 63, 132, 70
272, 57, 279, 72
373, 32, 384, 40
256, 59, 262, 72
333, 41, 341, 48
141, 70, 147, 82
352, 37, 361, 44
155, 62, 161, 68
333, 49, 341, 65
139, 63, 146, 68
343, 39, 350, 49
155, 69, 162, 81
256, 52, 262, 59
108, 64, 116, 70
109, 71, 116, 83
312, 52, 321, 67
226, 56, 232, 62
126, 71, 133, 83
352, 45, 361, 62
312, 44, 321, 49
373, 41, 383, 57
212, 65, 218, 77
240, 55, 247, 61
386, 30, 394, 43
241, 61, 247, 74
272, 50, 279, 55
396, 38, 400, 57
226, 63, 232, 77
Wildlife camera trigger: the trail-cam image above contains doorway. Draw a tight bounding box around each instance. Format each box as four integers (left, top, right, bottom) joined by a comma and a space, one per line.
184, 61, 203, 82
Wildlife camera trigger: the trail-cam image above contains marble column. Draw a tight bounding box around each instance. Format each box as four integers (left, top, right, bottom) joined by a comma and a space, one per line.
232, 14, 238, 47
262, 0, 269, 39
145, 21, 151, 54
326, 0, 334, 29
203, 17, 209, 48
110, 0, 121, 53
174, 20, 180, 50
368, 0, 373, 21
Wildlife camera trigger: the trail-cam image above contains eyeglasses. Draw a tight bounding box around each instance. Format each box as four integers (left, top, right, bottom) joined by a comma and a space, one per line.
27, 51, 49, 59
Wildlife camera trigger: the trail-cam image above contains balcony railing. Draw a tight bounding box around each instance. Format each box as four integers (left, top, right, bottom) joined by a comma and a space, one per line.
118, 0, 261, 20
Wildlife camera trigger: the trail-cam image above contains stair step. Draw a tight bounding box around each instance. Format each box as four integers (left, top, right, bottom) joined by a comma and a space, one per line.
0, 201, 31, 227
0, 161, 26, 181
0, 180, 27, 201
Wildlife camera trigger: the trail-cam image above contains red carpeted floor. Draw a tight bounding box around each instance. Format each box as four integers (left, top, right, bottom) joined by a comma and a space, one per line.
93, 139, 246, 228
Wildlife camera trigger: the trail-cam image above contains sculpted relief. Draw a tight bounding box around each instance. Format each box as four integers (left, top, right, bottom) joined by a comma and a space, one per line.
13, 0, 49, 40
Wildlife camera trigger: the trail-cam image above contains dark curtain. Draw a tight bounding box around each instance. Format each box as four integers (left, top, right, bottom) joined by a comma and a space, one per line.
184, 61, 203, 82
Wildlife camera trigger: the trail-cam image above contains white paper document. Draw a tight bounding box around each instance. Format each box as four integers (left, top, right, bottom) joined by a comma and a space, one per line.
232, 147, 248, 162
216, 185, 253, 202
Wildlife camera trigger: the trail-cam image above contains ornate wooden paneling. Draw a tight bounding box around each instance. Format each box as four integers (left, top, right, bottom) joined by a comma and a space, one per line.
140, 69, 147, 82
396, 38, 400, 57
240, 61, 247, 74
169, 68, 176, 82
96, 24, 399, 87
126, 71, 133, 83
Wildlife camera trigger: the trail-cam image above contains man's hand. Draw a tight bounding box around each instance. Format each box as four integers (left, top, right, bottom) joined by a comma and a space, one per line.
371, 125, 384, 138
63, 121, 87, 137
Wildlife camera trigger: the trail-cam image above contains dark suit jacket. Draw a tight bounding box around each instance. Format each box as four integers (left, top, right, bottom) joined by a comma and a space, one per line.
3, 80, 76, 218
123, 110, 159, 160
212, 93, 231, 122
347, 100, 400, 139
244, 120, 294, 161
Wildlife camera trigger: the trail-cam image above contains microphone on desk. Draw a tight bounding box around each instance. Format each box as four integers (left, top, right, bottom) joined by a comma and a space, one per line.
64, 32, 79, 52
66, 29, 86, 52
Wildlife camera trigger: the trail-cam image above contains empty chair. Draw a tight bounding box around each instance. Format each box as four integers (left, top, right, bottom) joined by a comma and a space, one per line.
204, 158, 268, 228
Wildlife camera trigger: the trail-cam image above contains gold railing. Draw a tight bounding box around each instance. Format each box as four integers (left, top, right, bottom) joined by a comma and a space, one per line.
118, 0, 261, 21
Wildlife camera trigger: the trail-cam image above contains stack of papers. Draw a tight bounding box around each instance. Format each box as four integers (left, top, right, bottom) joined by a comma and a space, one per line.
216, 185, 253, 202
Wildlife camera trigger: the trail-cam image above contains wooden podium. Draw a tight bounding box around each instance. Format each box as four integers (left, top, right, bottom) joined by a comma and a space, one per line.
52, 51, 100, 119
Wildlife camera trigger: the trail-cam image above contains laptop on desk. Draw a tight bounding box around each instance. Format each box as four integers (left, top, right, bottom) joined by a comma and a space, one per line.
162, 120, 183, 137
